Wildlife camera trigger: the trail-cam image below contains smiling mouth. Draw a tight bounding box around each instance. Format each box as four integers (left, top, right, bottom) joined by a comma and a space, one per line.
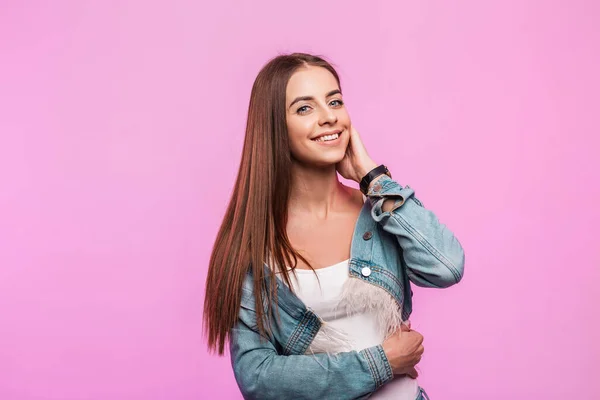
311, 130, 343, 142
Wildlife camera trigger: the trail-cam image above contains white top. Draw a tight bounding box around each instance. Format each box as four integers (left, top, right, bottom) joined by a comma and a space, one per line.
281, 259, 419, 399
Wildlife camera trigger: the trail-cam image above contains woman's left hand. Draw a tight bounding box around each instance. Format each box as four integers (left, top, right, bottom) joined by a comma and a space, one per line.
335, 125, 378, 183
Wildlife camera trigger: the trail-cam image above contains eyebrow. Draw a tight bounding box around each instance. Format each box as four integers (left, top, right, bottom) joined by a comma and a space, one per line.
288, 89, 342, 109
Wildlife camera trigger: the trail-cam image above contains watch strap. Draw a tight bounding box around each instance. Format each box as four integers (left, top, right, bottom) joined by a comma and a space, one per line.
359, 164, 391, 194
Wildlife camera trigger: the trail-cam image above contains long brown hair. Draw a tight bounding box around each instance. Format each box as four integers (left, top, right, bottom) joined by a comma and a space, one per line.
203, 53, 342, 355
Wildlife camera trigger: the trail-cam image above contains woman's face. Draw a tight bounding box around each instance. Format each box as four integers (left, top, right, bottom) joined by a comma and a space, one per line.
285, 66, 351, 167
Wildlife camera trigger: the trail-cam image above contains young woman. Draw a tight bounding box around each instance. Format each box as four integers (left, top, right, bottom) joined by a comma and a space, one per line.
203, 53, 465, 399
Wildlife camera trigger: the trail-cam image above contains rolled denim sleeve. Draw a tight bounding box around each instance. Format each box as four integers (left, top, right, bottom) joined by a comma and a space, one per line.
229, 314, 393, 399
367, 175, 465, 288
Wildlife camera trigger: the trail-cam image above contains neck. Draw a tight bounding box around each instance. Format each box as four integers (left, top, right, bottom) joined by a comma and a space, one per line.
288, 161, 351, 219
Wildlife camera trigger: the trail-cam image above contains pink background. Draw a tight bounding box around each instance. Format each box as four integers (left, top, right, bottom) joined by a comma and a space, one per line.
1, 1, 598, 399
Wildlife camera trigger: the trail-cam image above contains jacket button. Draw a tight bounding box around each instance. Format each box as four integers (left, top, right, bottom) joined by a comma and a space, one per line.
362, 231, 373, 240
373, 183, 382, 192
361, 267, 372, 277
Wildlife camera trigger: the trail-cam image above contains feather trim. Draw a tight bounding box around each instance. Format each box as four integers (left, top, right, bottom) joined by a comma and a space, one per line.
334, 275, 406, 339
304, 318, 355, 355
305, 276, 407, 357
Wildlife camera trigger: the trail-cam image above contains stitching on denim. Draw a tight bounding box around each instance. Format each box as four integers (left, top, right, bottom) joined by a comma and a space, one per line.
363, 348, 381, 388
376, 345, 393, 383
390, 212, 461, 283
368, 267, 405, 306
286, 317, 306, 354
369, 278, 403, 309
283, 311, 312, 355
348, 263, 405, 312
350, 259, 413, 320
289, 311, 311, 352
294, 315, 320, 355
410, 196, 423, 207
367, 179, 402, 198
291, 311, 315, 353
370, 265, 403, 289
362, 349, 377, 387
371, 348, 384, 387
380, 178, 402, 194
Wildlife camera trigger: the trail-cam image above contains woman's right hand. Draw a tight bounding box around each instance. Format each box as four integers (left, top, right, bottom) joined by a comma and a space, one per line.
381, 322, 424, 379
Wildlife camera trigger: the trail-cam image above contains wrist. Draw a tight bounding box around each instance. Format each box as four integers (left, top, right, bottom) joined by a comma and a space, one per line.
358, 163, 392, 194
381, 342, 397, 370
355, 160, 378, 183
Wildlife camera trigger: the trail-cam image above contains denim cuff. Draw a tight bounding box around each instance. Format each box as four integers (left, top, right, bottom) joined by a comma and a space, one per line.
367, 175, 417, 216
367, 175, 415, 200
366, 174, 405, 196
360, 345, 393, 389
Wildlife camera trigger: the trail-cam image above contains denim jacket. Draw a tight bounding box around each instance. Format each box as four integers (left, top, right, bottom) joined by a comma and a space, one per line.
229, 175, 465, 399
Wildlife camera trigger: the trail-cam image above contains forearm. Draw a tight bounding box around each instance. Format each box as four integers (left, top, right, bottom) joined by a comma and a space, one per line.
365, 175, 465, 287
230, 318, 393, 399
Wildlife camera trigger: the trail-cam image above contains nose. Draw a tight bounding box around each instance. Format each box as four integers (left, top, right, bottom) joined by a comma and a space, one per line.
318, 107, 338, 126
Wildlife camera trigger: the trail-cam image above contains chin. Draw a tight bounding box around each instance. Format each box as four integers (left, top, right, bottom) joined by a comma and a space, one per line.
293, 145, 347, 167
315, 153, 346, 167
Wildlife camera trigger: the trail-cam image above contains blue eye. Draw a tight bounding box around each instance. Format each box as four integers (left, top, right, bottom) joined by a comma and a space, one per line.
297, 105, 311, 114
297, 99, 343, 115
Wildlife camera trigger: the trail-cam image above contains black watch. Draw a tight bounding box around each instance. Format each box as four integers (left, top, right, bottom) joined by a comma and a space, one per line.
359, 164, 391, 195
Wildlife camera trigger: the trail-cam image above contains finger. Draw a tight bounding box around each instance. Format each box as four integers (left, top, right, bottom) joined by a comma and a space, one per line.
406, 367, 419, 379
415, 332, 424, 344
407, 330, 422, 343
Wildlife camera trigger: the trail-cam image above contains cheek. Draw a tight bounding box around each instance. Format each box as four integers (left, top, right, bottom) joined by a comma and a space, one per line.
290, 116, 313, 131
287, 117, 313, 144
337, 110, 351, 126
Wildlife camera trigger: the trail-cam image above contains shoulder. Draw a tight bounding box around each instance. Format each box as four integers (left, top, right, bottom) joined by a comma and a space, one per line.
343, 184, 366, 206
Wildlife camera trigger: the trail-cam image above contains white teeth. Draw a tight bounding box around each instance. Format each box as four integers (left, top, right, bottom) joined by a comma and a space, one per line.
313, 133, 340, 142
